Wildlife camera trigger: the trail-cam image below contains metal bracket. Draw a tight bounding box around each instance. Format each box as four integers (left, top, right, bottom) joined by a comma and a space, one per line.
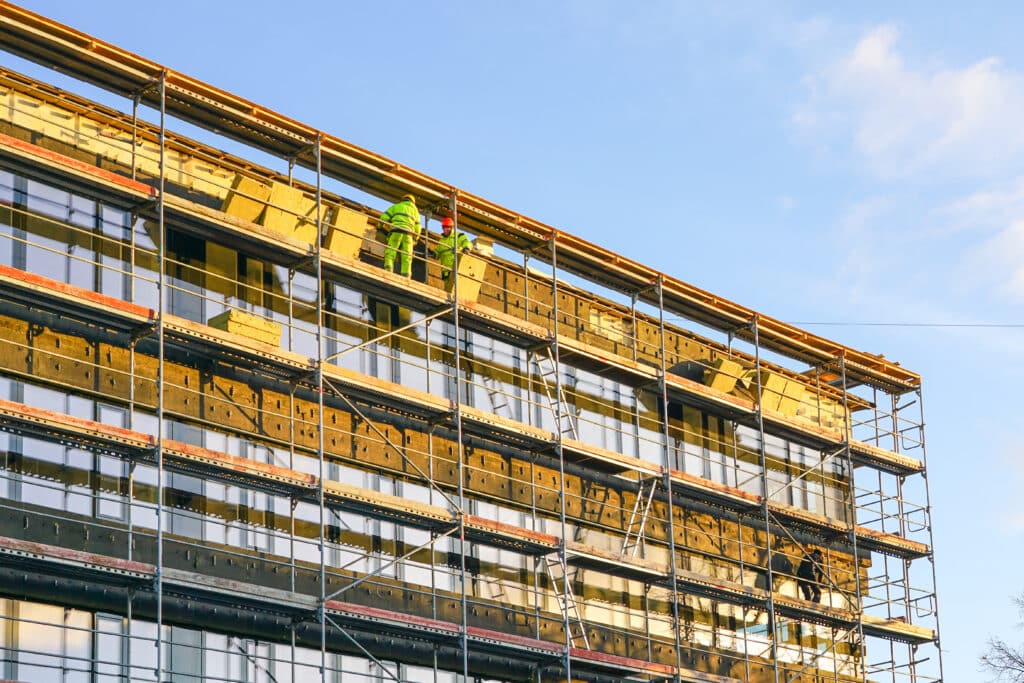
131, 79, 160, 101
634, 279, 660, 297
129, 322, 158, 343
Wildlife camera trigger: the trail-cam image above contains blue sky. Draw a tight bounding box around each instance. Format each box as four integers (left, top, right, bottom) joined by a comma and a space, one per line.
10, 1, 1024, 680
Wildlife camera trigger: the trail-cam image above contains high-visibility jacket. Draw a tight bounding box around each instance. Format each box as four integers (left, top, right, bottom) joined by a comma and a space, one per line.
379, 199, 421, 235
433, 230, 472, 271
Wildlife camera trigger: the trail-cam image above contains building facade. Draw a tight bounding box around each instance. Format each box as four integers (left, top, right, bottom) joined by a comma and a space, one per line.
0, 5, 941, 683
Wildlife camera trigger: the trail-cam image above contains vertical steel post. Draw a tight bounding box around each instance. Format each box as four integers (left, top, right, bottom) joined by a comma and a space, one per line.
154, 69, 167, 683
892, 393, 913, 627
125, 590, 134, 682
630, 292, 643, 461
313, 136, 328, 682
837, 351, 868, 681
655, 276, 684, 682
549, 232, 575, 681
451, 190, 470, 682
130, 93, 139, 181
125, 85, 140, 676
290, 624, 297, 683
915, 387, 944, 683
750, 314, 781, 683
879, 392, 897, 681
737, 515, 751, 682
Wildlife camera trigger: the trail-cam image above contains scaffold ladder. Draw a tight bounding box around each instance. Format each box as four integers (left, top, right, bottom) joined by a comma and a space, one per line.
621, 477, 658, 558
480, 372, 512, 420
532, 346, 578, 440
543, 554, 590, 649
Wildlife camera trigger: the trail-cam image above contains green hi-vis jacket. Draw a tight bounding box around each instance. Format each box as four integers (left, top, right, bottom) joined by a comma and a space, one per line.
433, 230, 472, 270
379, 199, 421, 235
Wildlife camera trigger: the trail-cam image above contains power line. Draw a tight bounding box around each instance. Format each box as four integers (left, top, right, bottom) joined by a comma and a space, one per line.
665, 317, 1022, 328
787, 322, 1024, 328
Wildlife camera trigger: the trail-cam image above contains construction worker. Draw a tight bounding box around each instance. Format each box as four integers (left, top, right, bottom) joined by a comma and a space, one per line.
380, 194, 421, 277
433, 216, 472, 282
797, 547, 825, 603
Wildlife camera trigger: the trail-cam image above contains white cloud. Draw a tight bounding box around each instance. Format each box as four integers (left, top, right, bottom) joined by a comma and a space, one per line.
796, 24, 1024, 179
929, 177, 1024, 301
832, 196, 894, 287
961, 220, 1024, 302
937, 176, 1024, 231
792, 23, 1024, 312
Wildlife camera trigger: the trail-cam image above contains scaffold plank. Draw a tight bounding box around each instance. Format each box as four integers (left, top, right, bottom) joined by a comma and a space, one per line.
458, 402, 553, 446
673, 566, 767, 607
463, 515, 559, 555
551, 334, 660, 386
162, 564, 316, 615
324, 599, 461, 640
669, 469, 761, 510
568, 647, 684, 680
0, 397, 152, 452
323, 479, 454, 531
849, 440, 924, 475
0, 130, 155, 201
565, 540, 669, 582
0, 398, 558, 561
769, 501, 929, 559
0, 534, 153, 582
561, 438, 663, 476
0, 262, 154, 331
162, 315, 311, 376
772, 593, 863, 631
166, 440, 318, 493
861, 613, 936, 644
771, 593, 935, 644
321, 363, 451, 420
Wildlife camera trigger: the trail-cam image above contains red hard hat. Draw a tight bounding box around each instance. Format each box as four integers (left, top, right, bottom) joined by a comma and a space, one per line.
441, 217, 455, 228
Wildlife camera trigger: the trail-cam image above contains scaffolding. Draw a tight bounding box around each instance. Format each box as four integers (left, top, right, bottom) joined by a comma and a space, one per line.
0, 4, 941, 683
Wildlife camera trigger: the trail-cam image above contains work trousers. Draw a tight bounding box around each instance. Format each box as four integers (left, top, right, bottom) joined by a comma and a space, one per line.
383, 230, 415, 276
798, 579, 822, 603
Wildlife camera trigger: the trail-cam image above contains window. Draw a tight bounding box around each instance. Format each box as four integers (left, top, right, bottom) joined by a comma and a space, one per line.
165, 229, 206, 322
95, 614, 128, 683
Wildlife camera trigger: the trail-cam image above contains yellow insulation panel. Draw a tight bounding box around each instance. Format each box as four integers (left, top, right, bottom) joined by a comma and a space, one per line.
207, 309, 281, 347
326, 206, 376, 260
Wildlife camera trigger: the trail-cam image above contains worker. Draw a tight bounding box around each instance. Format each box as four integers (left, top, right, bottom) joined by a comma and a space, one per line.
797, 547, 825, 603
380, 194, 422, 277
433, 216, 472, 282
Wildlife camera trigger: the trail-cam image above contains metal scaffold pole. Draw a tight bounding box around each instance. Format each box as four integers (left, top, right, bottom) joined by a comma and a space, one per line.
451, 190, 470, 682
873, 388, 899, 682
656, 275, 684, 682
838, 351, 868, 682
550, 232, 575, 681
155, 68, 167, 683
751, 313, 781, 683
913, 387, 945, 683
314, 135, 328, 682
891, 394, 911, 630
130, 93, 139, 181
